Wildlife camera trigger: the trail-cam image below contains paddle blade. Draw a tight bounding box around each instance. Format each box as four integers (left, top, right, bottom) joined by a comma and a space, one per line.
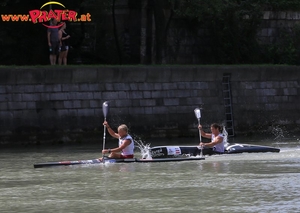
194, 108, 201, 119
102, 101, 109, 118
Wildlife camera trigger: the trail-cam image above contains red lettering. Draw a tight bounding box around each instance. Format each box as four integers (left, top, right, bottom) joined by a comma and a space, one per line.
47, 10, 57, 20
38, 11, 48, 23
68, 10, 77, 21
29, 10, 41, 23
61, 10, 68, 21
54, 10, 63, 21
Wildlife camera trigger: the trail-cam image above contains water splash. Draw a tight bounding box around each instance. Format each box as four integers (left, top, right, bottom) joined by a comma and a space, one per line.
133, 137, 152, 159
223, 127, 230, 148
271, 126, 285, 141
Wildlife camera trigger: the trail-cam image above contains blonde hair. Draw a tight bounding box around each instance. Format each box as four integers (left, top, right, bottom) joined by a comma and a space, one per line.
118, 124, 128, 133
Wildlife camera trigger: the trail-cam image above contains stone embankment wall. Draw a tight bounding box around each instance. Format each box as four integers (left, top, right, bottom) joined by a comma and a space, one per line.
0, 66, 299, 144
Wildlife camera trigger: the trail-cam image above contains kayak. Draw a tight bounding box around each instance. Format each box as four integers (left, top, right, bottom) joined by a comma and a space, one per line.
149, 143, 280, 158
33, 156, 205, 168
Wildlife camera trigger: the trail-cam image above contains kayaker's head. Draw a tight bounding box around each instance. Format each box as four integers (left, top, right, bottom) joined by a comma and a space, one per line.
210, 123, 223, 135
118, 124, 128, 137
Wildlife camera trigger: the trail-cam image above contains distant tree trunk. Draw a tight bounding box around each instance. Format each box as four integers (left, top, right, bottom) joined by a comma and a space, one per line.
140, 0, 149, 64
112, 0, 122, 64
152, 0, 173, 64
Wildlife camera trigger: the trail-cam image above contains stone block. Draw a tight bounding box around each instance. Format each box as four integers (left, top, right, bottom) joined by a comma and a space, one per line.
77, 109, 95, 117
81, 100, 90, 108
93, 92, 102, 99
164, 98, 179, 106
0, 86, 6, 94
76, 92, 94, 100
154, 83, 163, 90
170, 67, 196, 82
26, 102, 36, 109
62, 84, 78, 91
102, 91, 119, 100
162, 83, 177, 90
119, 67, 148, 83
0, 102, 8, 110
152, 106, 168, 114
7, 102, 27, 110
73, 68, 98, 83
284, 88, 297, 96
114, 83, 130, 91
14, 69, 45, 84
140, 99, 156, 107
146, 67, 171, 82
128, 107, 144, 115
274, 96, 288, 102
128, 91, 143, 99
138, 83, 154, 90
105, 83, 114, 91
152, 91, 167, 98
265, 103, 279, 110
287, 81, 299, 87
89, 83, 103, 91
79, 83, 91, 91
173, 90, 190, 98
34, 85, 45, 92
143, 91, 151, 98
50, 93, 68, 100
90, 100, 101, 108
114, 99, 131, 107
56, 109, 69, 117
12, 94, 22, 102
22, 94, 40, 102
186, 97, 203, 105
117, 91, 128, 99
144, 107, 153, 114
45, 85, 62, 92
53, 101, 64, 109
45, 68, 72, 84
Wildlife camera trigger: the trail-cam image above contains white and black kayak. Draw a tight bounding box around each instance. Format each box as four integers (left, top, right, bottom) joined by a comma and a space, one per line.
149, 143, 280, 158
33, 156, 205, 168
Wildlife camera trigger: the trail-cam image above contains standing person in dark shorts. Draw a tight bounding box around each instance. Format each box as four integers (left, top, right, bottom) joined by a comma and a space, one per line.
58, 22, 71, 65
47, 18, 59, 65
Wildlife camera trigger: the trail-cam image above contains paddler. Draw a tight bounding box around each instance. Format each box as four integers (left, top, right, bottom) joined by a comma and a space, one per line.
198, 123, 224, 154
101, 121, 135, 159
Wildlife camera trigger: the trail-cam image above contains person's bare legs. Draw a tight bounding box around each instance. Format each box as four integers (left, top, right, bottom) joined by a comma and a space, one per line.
62, 50, 68, 65
58, 52, 63, 65
50, 54, 56, 65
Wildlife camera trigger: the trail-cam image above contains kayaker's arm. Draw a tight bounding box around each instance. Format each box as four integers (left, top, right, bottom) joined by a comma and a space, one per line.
103, 121, 119, 139
110, 139, 131, 153
198, 125, 211, 139
106, 126, 119, 139
201, 135, 223, 148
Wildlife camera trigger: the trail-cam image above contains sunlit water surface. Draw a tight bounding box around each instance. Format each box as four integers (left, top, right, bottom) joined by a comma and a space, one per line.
0, 136, 300, 213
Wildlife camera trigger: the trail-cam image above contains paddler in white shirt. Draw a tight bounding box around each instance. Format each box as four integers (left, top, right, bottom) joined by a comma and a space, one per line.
101, 121, 135, 159
198, 123, 225, 154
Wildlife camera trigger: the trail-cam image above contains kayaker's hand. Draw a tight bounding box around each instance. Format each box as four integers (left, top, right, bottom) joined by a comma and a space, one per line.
198, 125, 202, 130
199, 142, 205, 147
102, 149, 109, 154
103, 121, 110, 129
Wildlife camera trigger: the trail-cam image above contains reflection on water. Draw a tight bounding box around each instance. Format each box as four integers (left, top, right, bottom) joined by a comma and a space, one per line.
0, 137, 300, 213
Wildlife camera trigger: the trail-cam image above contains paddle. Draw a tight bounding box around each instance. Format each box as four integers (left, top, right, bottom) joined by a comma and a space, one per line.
194, 108, 203, 156
102, 101, 109, 160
